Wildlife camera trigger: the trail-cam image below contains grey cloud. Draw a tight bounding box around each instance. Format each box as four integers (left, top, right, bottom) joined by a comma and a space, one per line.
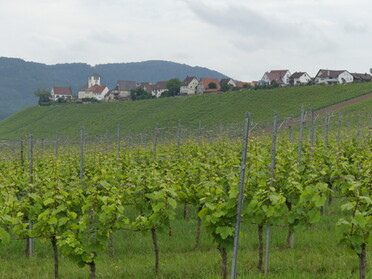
184, 1, 299, 40
342, 22, 371, 34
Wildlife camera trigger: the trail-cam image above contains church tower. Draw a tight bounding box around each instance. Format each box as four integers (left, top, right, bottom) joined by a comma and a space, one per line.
88, 74, 101, 88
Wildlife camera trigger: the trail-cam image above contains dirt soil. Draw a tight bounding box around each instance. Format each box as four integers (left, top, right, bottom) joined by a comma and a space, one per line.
313, 92, 372, 115
261, 92, 372, 132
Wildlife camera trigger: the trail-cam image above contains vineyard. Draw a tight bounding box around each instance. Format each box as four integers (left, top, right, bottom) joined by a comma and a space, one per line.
0, 109, 371, 279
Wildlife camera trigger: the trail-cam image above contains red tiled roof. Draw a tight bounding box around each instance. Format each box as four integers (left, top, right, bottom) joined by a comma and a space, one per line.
117, 80, 137, 91
267, 70, 289, 83
236, 82, 251, 88
90, 85, 107, 94
182, 76, 197, 86
200, 78, 221, 90
155, 81, 167, 90
52, 86, 72, 95
316, 69, 346, 78
289, 72, 306, 79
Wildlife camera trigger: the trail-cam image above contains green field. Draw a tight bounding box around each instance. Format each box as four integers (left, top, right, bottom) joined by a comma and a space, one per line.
0, 83, 372, 139
0, 111, 370, 279
334, 97, 372, 115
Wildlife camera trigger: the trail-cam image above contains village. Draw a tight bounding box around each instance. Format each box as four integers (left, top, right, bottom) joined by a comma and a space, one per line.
49, 69, 372, 103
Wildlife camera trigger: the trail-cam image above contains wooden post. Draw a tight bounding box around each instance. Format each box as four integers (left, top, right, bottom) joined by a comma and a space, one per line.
265, 111, 278, 274
230, 112, 251, 279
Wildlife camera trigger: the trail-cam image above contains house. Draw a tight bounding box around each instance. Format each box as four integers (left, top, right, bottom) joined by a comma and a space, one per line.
152, 81, 168, 98
78, 74, 109, 101
105, 80, 138, 101
196, 78, 221, 94
350, 73, 372, 82
180, 76, 199, 95
91, 85, 109, 101
138, 82, 153, 94
314, 69, 353, 84
50, 86, 72, 101
260, 70, 291, 85
219, 78, 236, 88
236, 81, 255, 88
288, 72, 312, 86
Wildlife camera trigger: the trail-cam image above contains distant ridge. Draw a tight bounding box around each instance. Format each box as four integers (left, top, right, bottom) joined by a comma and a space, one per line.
0, 57, 229, 119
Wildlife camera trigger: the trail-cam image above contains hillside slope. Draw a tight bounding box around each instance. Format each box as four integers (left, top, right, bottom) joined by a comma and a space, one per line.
0, 83, 372, 139
0, 57, 228, 119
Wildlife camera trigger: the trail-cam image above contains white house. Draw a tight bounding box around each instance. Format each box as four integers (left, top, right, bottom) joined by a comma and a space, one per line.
260, 70, 291, 85
151, 81, 167, 98
219, 78, 236, 88
314, 70, 354, 84
105, 80, 138, 101
50, 86, 72, 101
288, 72, 312, 85
180, 76, 199, 95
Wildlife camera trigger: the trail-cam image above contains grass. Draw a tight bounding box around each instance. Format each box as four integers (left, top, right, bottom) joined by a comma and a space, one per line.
334, 97, 372, 115
0, 82, 372, 139
0, 201, 370, 279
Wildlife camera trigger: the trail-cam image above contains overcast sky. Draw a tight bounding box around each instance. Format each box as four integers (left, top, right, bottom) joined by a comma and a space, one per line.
0, 0, 371, 81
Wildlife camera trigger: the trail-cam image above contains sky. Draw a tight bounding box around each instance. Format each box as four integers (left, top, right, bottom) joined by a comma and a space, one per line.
0, 0, 371, 81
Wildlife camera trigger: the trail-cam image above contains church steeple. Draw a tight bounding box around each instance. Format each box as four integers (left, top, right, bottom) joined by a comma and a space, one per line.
88, 74, 101, 88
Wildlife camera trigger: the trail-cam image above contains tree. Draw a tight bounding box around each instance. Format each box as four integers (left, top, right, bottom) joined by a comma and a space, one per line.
208, 82, 217, 89
221, 84, 233, 92
166, 78, 181, 96
57, 97, 67, 103
130, 87, 153, 101
34, 88, 51, 106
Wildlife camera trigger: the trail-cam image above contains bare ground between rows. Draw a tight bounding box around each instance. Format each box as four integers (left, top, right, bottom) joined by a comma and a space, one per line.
261, 92, 372, 132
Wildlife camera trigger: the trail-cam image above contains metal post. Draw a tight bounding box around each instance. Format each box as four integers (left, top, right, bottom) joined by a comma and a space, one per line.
153, 122, 158, 160
127, 131, 131, 152
337, 112, 342, 146
323, 114, 329, 216
20, 138, 24, 167
41, 138, 44, 159
325, 113, 329, 149
297, 105, 305, 167
309, 109, 314, 161
198, 121, 202, 146
265, 111, 278, 274
292, 106, 305, 249
357, 114, 361, 143
29, 134, 34, 257
55, 132, 59, 158
177, 120, 181, 155
80, 127, 84, 186
230, 112, 251, 279
117, 125, 121, 164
